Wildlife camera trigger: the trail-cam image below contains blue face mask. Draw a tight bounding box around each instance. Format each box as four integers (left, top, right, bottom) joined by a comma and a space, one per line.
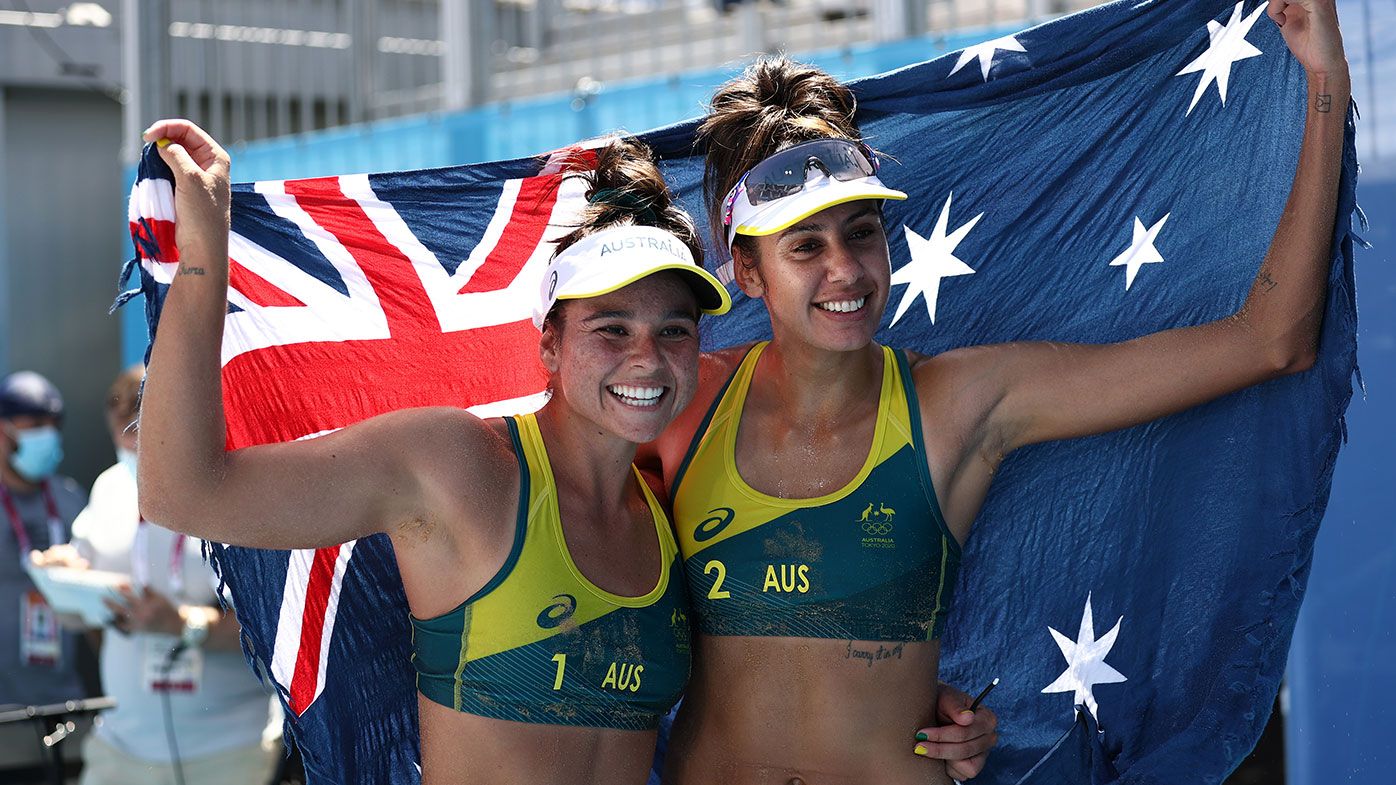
10, 426, 64, 481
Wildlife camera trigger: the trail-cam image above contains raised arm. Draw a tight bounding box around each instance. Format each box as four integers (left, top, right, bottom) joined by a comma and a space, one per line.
136, 120, 494, 550
937, 0, 1349, 462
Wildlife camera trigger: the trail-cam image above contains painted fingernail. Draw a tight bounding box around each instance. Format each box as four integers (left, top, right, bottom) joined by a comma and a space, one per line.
156, 138, 172, 148
913, 744, 928, 756
915, 732, 928, 741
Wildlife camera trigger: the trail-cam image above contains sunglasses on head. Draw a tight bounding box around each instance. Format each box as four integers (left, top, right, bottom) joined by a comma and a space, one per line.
722, 139, 881, 229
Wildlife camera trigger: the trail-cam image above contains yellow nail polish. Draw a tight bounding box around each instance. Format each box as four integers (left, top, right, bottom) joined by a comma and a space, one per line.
156, 138, 172, 148
913, 744, 928, 756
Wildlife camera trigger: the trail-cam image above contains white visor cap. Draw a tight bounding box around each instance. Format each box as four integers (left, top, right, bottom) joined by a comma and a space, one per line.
727, 171, 907, 247
534, 224, 732, 329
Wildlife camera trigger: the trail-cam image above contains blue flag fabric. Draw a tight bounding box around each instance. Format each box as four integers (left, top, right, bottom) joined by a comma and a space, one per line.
122, 1, 1359, 783
1014, 707, 1119, 785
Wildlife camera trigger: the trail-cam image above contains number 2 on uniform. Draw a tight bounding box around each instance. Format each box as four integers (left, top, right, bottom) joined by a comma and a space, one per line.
551, 653, 566, 690
704, 560, 731, 599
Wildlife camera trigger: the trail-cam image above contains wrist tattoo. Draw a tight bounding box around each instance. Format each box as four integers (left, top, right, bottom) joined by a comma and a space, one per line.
1259, 271, 1278, 293
178, 265, 206, 276
1315, 93, 1332, 113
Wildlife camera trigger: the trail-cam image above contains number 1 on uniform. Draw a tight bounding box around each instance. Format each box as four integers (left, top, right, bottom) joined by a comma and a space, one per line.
551, 653, 566, 690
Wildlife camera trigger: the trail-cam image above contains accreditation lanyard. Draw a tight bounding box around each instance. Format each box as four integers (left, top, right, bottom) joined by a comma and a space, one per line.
132, 518, 188, 596
1, 481, 65, 564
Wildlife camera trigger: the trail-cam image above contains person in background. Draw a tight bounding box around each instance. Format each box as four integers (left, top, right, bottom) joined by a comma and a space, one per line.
0, 370, 87, 708
35, 365, 282, 785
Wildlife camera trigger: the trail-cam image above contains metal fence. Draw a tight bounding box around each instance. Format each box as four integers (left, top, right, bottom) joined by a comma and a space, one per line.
126, 0, 1094, 146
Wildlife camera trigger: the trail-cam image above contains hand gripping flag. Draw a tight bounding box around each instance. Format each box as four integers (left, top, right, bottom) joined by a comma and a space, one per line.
120, 1, 1360, 782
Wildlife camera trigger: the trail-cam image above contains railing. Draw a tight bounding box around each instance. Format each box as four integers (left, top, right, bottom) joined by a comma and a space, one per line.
144, 0, 1096, 145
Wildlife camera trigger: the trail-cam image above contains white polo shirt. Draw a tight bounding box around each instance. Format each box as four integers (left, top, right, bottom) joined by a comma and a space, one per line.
72, 463, 280, 762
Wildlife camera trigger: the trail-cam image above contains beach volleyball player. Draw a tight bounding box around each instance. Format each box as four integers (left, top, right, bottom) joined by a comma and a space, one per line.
646, 1, 1349, 783
134, 125, 728, 784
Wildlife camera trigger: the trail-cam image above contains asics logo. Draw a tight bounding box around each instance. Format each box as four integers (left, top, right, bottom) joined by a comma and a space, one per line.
693, 507, 735, 542
537, 593, 577, 628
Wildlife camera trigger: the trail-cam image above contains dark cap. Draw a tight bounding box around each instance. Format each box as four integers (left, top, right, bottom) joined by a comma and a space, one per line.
0, 371, 64, 421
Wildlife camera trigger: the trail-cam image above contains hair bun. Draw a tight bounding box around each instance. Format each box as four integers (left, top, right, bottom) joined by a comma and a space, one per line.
549, 136, 702, 269
698, 56, 862, 254
587, 187, 659, 225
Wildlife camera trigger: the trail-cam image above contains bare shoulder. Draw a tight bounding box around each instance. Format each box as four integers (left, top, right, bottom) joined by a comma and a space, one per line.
372, 408, 524, 616
378, 408, 521, 547
377, 406, 518, 483
906, 344, 1003, 406
902, 343, 1013, 461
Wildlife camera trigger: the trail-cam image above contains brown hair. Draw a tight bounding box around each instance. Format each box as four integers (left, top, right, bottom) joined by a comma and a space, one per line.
552, 136, 702, 262
543, 137, 703, 328
697, 56, 863, 259
105, 364, 144, 429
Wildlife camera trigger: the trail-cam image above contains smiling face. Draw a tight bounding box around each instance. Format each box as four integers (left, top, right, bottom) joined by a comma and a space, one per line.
540, 271, 701, 445
735, 200, 891, 353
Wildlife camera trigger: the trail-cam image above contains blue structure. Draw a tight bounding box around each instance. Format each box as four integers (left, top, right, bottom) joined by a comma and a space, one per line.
1286, 3, 1396, 782
119, 5, 1395, 781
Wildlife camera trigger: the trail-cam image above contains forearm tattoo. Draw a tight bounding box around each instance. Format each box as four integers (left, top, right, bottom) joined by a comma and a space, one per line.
1259, 271, 1278, 293
1315, 93, 1332, 113
178, 265, 206, 276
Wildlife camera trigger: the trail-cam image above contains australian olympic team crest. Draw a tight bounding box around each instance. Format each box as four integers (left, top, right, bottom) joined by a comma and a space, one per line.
858, 502, 896, 549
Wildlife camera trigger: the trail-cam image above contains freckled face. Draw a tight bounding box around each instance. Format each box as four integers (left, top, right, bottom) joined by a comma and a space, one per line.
738, 200, 891, 353
541, 272, 701, 444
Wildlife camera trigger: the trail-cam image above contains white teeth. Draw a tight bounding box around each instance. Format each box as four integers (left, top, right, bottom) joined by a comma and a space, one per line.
607, 385, 665, 406
816, 297, 866, 313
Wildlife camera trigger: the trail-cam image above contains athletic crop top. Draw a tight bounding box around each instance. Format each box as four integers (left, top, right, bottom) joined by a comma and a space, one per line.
671, 342, 961, 642
410, 413, 691, 730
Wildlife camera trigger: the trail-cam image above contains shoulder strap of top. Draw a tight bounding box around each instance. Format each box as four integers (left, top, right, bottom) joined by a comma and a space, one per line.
633, 467, 679, 563
671, 342, 765, 494
891, 350, 952, 534
474, 417, 532, 602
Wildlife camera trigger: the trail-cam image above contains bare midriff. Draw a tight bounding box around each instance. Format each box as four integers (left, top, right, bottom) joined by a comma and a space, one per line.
417, 696, 657, 785
665, 635, 949, 785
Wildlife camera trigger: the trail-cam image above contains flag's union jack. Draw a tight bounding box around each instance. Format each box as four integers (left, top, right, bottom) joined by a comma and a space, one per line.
126, 145, 600, 778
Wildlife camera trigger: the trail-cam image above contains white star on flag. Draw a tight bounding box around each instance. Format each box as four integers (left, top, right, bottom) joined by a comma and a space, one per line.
1107, 213, 1170, 290
948, 35, 1027, 81
890, 193, 983, 326
1176, 1, 1267, 115
1042, 593, 1128, 721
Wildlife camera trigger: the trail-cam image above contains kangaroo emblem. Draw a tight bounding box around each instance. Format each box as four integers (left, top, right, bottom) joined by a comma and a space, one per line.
859, 501, 895, 537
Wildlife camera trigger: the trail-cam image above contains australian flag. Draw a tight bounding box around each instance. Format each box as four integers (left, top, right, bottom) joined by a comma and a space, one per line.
120, 1, 1360, 783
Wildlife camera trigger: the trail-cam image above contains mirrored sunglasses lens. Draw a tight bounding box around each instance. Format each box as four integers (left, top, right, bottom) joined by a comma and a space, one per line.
742, 141, 875, 207
747, 180, 803, 204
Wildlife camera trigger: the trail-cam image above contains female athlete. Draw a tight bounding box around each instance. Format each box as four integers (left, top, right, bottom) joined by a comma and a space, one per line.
136, 124, 731, 785
647, 1, 1349, 782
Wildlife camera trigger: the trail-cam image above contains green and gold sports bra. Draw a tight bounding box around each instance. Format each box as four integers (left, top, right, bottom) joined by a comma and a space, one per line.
671, 342, 961, 642
410, 413, 691, 730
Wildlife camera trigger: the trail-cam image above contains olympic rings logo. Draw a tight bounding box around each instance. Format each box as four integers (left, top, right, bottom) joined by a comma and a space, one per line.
861, 520, 894, 536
